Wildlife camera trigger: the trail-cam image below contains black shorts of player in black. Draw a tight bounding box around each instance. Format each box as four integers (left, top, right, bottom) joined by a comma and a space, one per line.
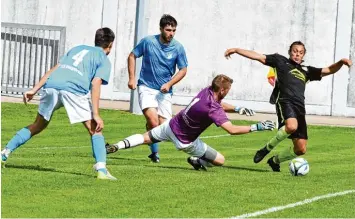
276, 101, 307, 139
266, 53, 322, 140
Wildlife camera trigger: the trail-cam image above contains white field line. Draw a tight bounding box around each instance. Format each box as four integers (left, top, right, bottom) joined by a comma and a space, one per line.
18, 133, 350, 155
232, 189, 355, 218
20, 134, 232, 150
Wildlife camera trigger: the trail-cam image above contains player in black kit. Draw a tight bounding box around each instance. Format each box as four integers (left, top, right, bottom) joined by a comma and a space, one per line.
224, 41, 352, 171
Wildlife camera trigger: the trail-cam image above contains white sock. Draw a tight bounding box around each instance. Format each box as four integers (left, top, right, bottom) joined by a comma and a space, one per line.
94, 162, 106, 170
114, 134, 144, 149
1, 148, 11, 157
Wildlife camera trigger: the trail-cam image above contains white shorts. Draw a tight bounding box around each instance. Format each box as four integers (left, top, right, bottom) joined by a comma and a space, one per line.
150, 120, 208, 157
38, 88, 92, 124
138, 85, 172, 119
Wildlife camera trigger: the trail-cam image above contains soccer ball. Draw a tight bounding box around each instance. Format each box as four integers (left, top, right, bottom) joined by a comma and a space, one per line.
289, 157, 309, 176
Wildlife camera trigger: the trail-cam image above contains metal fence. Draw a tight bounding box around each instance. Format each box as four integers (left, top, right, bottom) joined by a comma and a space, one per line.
1, 23, 66, 94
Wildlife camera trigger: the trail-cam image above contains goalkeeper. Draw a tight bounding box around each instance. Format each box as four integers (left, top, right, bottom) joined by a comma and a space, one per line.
106, 74, 275, 170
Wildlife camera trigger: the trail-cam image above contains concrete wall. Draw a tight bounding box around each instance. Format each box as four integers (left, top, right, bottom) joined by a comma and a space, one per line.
2, 0, 354, 116
348, 0, 355, 108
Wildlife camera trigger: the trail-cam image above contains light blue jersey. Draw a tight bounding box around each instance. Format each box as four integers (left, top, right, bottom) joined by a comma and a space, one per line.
44, 45, 111, 95
133, 35, 188, 92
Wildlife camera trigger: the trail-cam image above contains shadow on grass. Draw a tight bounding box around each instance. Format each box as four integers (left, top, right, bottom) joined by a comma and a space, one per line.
222, 165, 269, 172
4, 164, 94, 177
144, 165, 194, 171
147, 164, 269, 172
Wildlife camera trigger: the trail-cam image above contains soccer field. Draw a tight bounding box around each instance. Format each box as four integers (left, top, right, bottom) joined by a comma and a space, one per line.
1, 102, 354, 218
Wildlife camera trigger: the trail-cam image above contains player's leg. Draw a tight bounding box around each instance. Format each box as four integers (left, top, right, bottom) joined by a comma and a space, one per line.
59, 90, 115, 180
267, 115, 308, 172
147, 91, 173, 162
1, 114, 50, 166
83, 120, 116, 180
1, 88, 60, 166
108, 120, 172, 151
144, 108, 160, 162
254, 102, 297, 163
138, 85, 160, 162
182, 138, 225, 170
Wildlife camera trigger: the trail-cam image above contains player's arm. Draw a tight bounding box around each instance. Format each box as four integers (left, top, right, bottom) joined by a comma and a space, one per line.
127, 52, 137, 89
91, 77, 104, 132
221, 102, 255, 116
224, 48, 267, 64
23, 64, 59, 104
220, 120, 275, 135
161, 45, 188, 93
160, 67, 187, 93
320, 58, 352, 77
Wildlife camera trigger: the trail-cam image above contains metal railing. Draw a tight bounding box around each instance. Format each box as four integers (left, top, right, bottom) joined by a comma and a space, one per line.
1, 22, 66, 94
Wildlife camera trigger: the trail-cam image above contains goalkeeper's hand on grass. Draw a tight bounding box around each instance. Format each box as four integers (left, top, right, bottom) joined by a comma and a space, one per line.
250, 120, 275, 132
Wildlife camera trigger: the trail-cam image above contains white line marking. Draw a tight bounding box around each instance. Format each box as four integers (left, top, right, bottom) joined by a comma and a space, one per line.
21, 146, 91, 150
18, 133, 350, 155
232, 190, 355, 218
19, 134, 232, 150
200, 134, 231, 139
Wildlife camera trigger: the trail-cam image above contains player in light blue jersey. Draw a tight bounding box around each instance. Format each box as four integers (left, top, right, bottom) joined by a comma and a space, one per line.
126, 14, 188, 162
1, 27, 117, 180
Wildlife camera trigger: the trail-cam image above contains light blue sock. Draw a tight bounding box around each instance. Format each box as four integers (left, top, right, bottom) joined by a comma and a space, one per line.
149, 143, 159, 154
91, 134, 106, 164
6, 127, 32, 152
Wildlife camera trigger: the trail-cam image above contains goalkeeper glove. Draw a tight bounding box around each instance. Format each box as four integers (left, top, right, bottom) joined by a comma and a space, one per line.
250, 120, 275, 132
235, 107, 255, 116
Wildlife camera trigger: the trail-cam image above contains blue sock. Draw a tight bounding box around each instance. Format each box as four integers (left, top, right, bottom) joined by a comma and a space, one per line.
6, 127, 32, 152
91, 134, 106, 163
149, 143, 159, 154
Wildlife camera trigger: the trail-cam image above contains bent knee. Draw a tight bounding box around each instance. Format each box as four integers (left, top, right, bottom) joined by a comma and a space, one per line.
213, 153, 225, 166
89, 131, 103, 136
285, 124, 297, 134
147, 119, 159, 128
295, 147, 306, 156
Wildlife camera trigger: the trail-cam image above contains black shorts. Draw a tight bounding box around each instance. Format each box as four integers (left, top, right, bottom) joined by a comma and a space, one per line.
276, 102, 308, 139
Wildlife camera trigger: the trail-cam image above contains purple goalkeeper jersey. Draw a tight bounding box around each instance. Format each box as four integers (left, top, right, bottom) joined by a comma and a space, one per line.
169, 86, 229, 143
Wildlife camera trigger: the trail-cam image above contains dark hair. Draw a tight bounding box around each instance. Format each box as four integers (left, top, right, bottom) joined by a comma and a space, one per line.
95, 27, 115, 48
211, 74, 234, 92
159, 14, 177, 28
289, 41, 306, 54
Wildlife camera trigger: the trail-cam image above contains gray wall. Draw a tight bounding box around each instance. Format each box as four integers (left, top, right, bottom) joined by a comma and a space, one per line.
2, 0, 355, 116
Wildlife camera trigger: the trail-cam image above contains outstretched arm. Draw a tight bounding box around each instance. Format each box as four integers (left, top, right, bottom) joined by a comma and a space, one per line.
220, 120, 275, 135
221, 102, 255, 116
23, 64, 59, 104
321, 58, 352, 77
224, 48, 267, 64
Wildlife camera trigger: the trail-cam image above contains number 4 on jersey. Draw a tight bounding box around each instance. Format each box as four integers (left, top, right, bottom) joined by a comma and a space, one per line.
72, 50, 89, 67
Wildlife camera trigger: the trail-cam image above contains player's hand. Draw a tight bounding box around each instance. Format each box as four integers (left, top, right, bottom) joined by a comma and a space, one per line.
93, 114, 104, 132
251, 120, 275, 132
236, 107, 255, 116
224, 48, 236, 59
128, 79, 136, 90
341, 58, 352, 67
160, 83, 171, 93
23, 90, 37, 105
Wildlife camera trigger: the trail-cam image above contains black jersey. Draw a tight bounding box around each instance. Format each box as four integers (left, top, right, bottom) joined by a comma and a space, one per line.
265, 54, 322, 107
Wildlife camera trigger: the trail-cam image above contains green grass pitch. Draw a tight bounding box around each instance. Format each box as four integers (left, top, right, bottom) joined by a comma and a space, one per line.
1, 103, 354, 218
